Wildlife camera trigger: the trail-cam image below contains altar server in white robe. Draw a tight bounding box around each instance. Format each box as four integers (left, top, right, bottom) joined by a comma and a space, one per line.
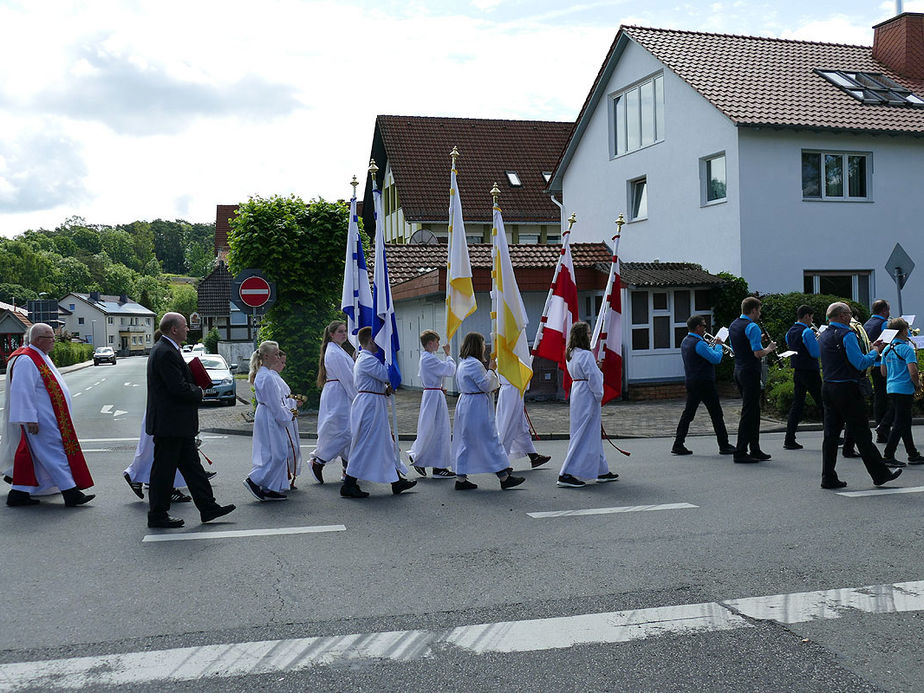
558, 322, 619, 487
341, 327, 416, 498
1, 323, 94, 507
243, 341, 293, 501
408, 330, 456, 478
123, 412, 190, 502
311, 321, 356, 483
495, 375, 551, 469
274, 349, 302, 488
451, 332, 525, 491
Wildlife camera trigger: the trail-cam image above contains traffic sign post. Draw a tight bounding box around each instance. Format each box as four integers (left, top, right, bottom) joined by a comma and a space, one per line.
230, 270, 277, 352
885, 243, 915, 317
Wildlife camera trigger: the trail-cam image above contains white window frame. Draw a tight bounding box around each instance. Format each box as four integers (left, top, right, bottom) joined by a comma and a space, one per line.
629, 288, 714, 353
628, 177, 648, 222
801, 150, 872, 201
505, 171, 522, 187
700, 152, 727, 205
610, 72, 665, 157
803, 270, 872, 306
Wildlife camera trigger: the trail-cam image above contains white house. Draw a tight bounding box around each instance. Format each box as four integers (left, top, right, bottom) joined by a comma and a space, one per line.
58, 292, 155, 355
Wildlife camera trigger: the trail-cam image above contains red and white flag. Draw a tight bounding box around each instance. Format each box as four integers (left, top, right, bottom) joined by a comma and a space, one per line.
591, 229, 624, 404
532, 216, 579, 396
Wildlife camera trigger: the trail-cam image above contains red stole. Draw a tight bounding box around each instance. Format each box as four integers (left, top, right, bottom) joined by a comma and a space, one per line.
9, 347, 93, 490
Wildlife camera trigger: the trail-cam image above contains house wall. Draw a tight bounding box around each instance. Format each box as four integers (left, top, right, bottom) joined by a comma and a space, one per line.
559, 38, 742, 278
737, 128, 924, 310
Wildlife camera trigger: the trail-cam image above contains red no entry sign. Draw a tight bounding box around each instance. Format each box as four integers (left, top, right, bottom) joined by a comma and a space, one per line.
239, 276, 272, 308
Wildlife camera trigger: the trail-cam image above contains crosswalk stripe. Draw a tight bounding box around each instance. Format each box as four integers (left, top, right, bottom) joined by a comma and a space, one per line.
527, 502, 697, 518
837, 485, 924, 498
2, 579, 923, 690
142, 524, 346, 543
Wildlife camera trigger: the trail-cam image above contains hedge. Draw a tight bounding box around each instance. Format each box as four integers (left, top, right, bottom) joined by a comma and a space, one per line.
49, 341, 94, 367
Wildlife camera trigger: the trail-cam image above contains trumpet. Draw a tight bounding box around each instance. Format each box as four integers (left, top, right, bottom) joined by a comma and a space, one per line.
704, 332, 734, 357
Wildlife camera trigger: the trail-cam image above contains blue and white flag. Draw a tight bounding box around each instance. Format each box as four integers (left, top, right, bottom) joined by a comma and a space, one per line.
371, 183, 401, 389
340, 194, 374, 348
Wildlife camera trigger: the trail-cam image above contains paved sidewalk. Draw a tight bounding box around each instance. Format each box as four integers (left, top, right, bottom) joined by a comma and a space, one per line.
199, 380, 793, 441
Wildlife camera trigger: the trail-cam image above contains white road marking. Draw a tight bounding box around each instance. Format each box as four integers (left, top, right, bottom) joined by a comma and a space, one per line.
99, 405, 113, 414
75, 435, 228, 443
83, 386, 92, 390
300, 445, 316, 449
837, 485, 924, 498
527, 502, 698, 519
72, 393, 81, 397
123, 382, 131, 386
3, 579, 924, 690
113, 410, 127, 417
142, 524, 346, 543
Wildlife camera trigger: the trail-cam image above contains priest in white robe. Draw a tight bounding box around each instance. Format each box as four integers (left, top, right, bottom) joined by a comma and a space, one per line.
1, 323, 94, 507
495, 374, 551, 469
408, 330, 455, 478
311, 321, 356, 483
341, 327, 416, 498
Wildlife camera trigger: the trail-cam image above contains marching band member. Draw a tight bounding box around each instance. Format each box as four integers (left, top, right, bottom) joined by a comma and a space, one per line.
842, 308, 874, 457
864, 300, 892, 442
408, 330, 456, 479
783, 305, 822, 450
880, 318, 924, 467
311, 321, 356, 483
244, 341, 293, 501
558, 322, 618, 487
341, 327, 416, 498
495, 374, 551, 470
818, 302, 901, 489
728, 297, 776, 463
671, 316, 735, 456
451, 332, 524, 491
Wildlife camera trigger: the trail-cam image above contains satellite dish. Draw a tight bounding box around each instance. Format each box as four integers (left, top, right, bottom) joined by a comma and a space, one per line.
409, 228, 438, 245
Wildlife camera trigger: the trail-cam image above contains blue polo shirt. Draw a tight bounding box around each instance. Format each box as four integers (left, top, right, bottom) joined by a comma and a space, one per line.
883, 338, 917, 395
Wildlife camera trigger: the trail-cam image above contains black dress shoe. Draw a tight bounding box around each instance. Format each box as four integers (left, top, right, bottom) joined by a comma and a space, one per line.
124, 472, 144, 499
874, 468, 902, 486
751, 451, 772, 461
455, 479, 478, 490
391, 478, 417, 495
820, 479, 847, 489
842, 448, 859, 458
500, 475, 525, 489
876, 430, 890, 444
718, 445, 736, 455
148, 515, 185, 529
204, 470, 218, 480
529, 453, 551, 468
201, 504, 236, 523
671, 445, 693, 455
62, 488, 94, 507
733, 455, 759, 463
311, 459, 325, 484
908, 454, 924, 465
783, 441, 803, 450
340, 482, 369, 498
6, 490, 39, 506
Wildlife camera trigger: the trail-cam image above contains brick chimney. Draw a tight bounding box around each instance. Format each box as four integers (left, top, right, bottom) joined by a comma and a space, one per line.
873, 12, 924, 80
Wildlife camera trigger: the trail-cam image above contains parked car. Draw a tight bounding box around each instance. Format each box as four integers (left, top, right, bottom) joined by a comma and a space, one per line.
191, 343, 206, 354
181, 345, 193, 353
183, 353, 237, 405
93, 346, 116, 366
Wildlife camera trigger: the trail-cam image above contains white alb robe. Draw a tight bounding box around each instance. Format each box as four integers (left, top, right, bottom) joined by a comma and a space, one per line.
124, 413, 185, 487
345, 350, 398, 484
274, 370, 301, 479
314, 343, 356, 464
249, 366, 293, 493
451, 357, 509, 476
407, 352, 455, 469
495, 374, 537, 460
1, 346, 81, 495
559, 348, 609, 480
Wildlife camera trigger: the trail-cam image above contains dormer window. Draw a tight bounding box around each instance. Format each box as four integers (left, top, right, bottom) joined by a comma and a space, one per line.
816, 70, 924, 107
541, 171, 552, 183
505, 171, 522, 187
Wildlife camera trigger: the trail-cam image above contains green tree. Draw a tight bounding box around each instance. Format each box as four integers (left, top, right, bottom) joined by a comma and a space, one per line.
134, 275, 170, 314
151, 219, 185, 274
120, 220, 155, 268
0, 283, 38, 305
56, 256, 93, 294
102, 264, 138, 296
141, 257, 163, 277
184, 243, 214, 278
164, 283, 198, 320
203, 327, 220, 354
100, 229, 139, 270
228, 195, 353, 402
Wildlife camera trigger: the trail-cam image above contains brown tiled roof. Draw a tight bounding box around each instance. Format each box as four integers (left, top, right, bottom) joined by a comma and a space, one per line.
215, 205, 239, 254
620, 262, 725, 287
366, 116, 572, 228
197, 262, 232, 316
370, 242, 613, 286
624, 25, 924, 134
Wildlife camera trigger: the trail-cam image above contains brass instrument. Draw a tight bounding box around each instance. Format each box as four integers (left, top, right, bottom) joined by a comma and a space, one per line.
704, 332, 734, 357
810, 323, 822, 337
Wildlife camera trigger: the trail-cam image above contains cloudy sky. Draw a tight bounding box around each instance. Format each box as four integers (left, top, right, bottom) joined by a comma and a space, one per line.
0, 0, 919, 237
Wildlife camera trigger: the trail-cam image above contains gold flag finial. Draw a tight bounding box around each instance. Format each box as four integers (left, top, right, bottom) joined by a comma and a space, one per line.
615, 213, 625, 232
491, 182, 501, 205
567, 213, 577, 231
350, 175, 358, 197
450, 146, 460, 165
368, 159, 378, 177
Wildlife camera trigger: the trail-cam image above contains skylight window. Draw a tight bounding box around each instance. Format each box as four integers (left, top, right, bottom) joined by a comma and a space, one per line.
505, 170, 522, 187
816, 69, 924, 107
541, 171, 552, 183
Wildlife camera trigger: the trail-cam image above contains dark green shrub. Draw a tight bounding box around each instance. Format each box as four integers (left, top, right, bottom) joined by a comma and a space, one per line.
758, 293, 868, 347
49, 340, 94, 367
203, 327, 220, 354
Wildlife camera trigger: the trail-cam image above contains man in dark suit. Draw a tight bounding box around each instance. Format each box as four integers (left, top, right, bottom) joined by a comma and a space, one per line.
146, 312, 235, 529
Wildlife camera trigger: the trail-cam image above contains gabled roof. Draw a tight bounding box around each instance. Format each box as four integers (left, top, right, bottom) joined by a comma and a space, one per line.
620, 262, 725, 287
551, 24, 924, 191
197, 262, 232, 316
365, 115, 572, 230
62, 293, 155, 317
0, 301, 28, 317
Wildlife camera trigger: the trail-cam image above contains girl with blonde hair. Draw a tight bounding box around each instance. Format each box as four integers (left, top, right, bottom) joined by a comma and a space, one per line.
244, 341, 293, 501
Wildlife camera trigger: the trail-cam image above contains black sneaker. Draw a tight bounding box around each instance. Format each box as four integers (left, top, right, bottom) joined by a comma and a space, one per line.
124, 472, 144, 499
908, 454, 924, 465
455, 478, 478, 491
883, 458, 906, 468
876, 430, 890, 444
783, 441, 803, 450
432, 468, 456, 478
311, 459, 325, 484
500, 475, 525, 490
340, 482, 369, 498
597, 472, 619, 483
171, 488, 192, 503
875, 468, 903, 486
821, 478, 847, 489
718, 445, 736, 455
751, 450, 772, 461
671, 445, 692, 455
842, 447, 859, 458
264, 490, 288, 501
204, 470, 217, 480
243, 477, 266, 501
392, 478, 417, 494
529, 453, 551, 468
413, 465, 427, 477
557, 474, 585, 488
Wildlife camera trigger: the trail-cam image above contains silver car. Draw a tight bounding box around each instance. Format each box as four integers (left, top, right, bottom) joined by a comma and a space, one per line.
183, 353, 237, 405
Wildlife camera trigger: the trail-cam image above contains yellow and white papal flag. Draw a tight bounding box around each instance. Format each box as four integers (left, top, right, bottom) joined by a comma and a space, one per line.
491, 200, 533, 394
445, 160, 476, 339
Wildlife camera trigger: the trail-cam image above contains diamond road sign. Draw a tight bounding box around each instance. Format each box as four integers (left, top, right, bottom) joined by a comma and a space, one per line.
885, 243, 914, 290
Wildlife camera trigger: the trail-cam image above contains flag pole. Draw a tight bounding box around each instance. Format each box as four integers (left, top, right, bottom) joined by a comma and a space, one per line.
369, 158, 404, 474
591, 214, 625, 351
446, 146, 460, 337
490, 182, 501, 362
532, 212, 576, 353
350, 175, 360, 344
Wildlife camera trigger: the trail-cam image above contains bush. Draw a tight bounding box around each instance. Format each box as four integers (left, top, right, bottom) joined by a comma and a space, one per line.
203, 327, 220, 354
764, 361, 824, 421
711, 272, 749, 382
758, 292, 868, 347
50, 340, 94, 367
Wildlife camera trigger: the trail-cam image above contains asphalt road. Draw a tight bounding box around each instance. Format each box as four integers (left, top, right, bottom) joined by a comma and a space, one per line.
1, 356, 923, 692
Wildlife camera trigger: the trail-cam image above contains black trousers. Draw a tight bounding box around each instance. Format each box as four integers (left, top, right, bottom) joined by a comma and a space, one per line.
870, 368, 890, 427
674, 379, 729, 447
149, 436, 218, 520
734, 367, 762, 455
785, 370, 822, 442
821, 382, 892, 484
883, 393, 918, 459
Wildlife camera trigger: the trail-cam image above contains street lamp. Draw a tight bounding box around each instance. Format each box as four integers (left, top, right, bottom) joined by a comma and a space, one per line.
91, 319, 97, 347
